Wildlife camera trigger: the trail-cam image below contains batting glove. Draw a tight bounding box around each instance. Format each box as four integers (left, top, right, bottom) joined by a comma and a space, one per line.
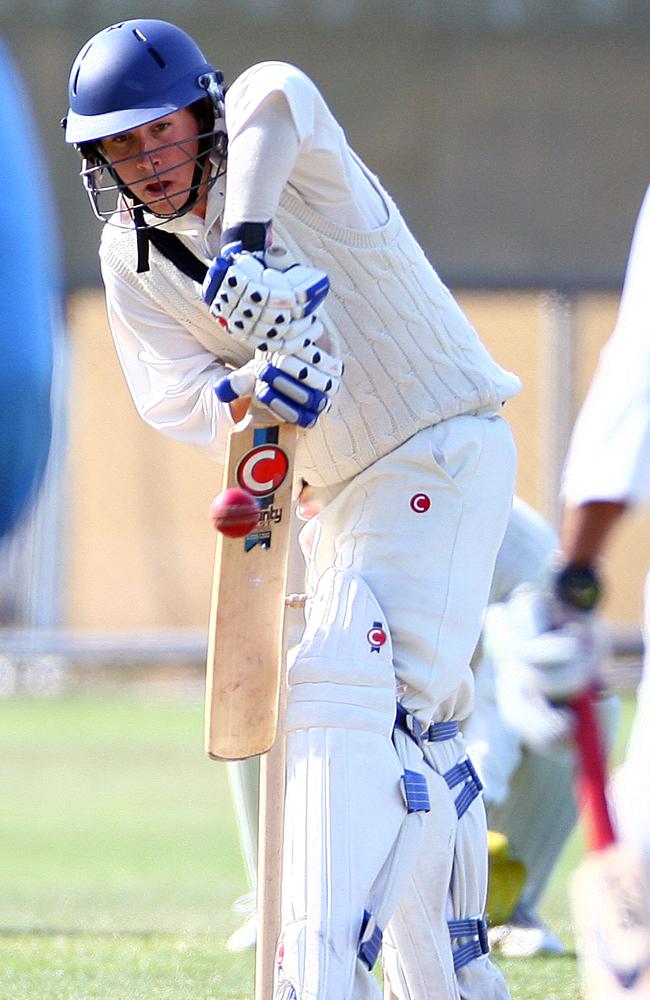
202, 243, 330, 353
215, 343, 343, 429
485, 563, 605, 753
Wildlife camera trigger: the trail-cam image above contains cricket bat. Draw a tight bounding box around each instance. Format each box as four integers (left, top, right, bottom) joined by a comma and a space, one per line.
570, 690, 650, 997
204, 405, 297, 761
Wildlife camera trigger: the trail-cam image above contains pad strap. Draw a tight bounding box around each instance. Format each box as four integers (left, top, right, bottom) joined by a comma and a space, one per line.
401, 768, 431, 814
443, 756, 483, 819
393, 703, 459, 748
358, 910, 383, 971
425, 720, 460, 742
448, 916, 489, 971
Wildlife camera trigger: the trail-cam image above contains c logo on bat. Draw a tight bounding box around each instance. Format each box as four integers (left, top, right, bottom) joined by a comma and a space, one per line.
237, 444, 290, 499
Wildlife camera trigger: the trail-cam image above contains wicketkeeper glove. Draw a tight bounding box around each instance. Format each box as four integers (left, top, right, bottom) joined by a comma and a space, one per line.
214, 344, 343, 429
202, 242, 330, 354
485, 560, 605, 753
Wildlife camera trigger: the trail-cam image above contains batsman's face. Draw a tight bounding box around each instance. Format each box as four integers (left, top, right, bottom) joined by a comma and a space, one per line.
99, 108, 208, 218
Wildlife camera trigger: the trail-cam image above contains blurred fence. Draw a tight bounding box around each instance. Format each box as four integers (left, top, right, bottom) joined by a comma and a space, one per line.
4, 4, 650, 290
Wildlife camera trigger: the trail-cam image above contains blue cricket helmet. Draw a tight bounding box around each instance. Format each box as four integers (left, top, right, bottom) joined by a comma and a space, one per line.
65, 19, 220, 144
63, 20, 227, 231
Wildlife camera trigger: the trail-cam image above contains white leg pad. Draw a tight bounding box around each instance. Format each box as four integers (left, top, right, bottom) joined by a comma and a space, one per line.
277, 569, 430, 1000
381, 756, 460, 1000
383, 734, 511, 1000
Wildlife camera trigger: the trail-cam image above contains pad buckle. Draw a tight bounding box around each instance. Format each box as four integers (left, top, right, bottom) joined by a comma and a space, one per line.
358, 910, 383, 971
443, 755, 483, 819
401, 768, 431, 813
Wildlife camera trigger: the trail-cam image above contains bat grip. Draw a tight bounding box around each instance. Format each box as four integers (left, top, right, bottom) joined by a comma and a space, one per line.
571, 690, 616, 851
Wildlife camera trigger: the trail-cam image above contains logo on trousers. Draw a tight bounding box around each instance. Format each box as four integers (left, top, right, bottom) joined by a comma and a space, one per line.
410, 493, 431, 513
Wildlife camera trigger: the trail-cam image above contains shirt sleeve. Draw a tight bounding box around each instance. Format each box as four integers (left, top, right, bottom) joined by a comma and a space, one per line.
223, 61, 387, 231
562, 186, 650, 508
100, 259, 234, 462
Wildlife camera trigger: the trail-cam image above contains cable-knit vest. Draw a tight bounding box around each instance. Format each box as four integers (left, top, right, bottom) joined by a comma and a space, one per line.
100, 184, 520, 487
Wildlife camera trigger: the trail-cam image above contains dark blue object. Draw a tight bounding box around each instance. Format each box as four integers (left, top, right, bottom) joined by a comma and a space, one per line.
65, 19, 218, 144
0, 39, 56, 537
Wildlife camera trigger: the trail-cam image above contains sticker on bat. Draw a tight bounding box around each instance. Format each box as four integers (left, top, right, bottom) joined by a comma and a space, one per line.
237, 444, 290, 499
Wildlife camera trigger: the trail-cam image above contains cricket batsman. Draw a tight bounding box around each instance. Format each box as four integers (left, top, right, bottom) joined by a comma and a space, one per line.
63, 19, 521, 998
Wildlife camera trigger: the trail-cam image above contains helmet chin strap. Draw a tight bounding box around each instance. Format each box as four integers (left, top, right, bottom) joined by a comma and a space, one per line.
134, 208, 153, 274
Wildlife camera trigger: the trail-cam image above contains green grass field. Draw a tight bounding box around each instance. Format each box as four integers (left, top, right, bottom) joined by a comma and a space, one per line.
0, 688, 636, 999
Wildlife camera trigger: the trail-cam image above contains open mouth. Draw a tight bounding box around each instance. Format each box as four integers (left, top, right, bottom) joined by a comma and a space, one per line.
144, 180, 172, 197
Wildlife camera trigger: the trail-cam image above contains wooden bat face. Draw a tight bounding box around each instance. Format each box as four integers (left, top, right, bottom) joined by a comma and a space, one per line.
570, 692, 650, 998
204, 416, 297, 760
571, 844, 650, 997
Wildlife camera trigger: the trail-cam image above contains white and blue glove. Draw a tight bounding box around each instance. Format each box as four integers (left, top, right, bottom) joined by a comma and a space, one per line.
215, 343, 343, 429
202, 242, 330, 353
484, 563, 605, 753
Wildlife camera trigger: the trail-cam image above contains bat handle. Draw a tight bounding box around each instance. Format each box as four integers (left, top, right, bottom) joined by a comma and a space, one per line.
571, 690, 616, 851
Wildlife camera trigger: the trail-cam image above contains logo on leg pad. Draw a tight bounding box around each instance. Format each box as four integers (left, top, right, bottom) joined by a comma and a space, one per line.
367, 621, 387, 653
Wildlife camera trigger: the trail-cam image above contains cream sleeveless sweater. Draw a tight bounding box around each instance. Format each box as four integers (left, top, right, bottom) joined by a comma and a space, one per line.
101, 185, 520, 487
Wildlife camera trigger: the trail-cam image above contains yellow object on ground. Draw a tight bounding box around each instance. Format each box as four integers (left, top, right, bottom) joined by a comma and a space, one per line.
486, 830, 527, 926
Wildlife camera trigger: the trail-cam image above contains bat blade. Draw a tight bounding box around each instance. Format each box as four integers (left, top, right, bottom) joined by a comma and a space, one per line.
204, 412, 297, 761
571, 844, 650, 997
570, 692, 650, 997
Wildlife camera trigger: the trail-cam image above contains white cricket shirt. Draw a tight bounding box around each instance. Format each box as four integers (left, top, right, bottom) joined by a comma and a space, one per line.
562, 186, 650, 507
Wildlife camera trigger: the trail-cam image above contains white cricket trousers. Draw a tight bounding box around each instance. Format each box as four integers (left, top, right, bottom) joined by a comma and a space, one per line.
278, 412, 517, 1000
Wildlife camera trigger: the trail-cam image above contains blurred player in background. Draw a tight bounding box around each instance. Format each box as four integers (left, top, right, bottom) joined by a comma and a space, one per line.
466, 498, 619, 958
495, 185, 650, 897
64, 18, 521, 999
0, 39, 55, 539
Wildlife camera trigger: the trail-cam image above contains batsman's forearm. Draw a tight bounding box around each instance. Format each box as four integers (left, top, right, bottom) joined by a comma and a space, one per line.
560, 500, 628, 567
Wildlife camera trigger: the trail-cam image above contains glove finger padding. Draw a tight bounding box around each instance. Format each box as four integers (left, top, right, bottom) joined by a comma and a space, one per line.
249, 315, 326, 356
202, 248, 330, 350
290, 340, 345, 379
255, 364, 331, 429
213, 357, 259, 405
280, 263, 330, 315
268, 350, 343, 395
214, 344, 342, 429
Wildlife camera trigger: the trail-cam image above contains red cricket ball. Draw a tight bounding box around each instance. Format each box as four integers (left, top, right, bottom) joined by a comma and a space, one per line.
210, 487, 260, 538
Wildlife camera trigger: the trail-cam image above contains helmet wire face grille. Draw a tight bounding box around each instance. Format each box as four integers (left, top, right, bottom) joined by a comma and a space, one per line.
81, 127, 226, 228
